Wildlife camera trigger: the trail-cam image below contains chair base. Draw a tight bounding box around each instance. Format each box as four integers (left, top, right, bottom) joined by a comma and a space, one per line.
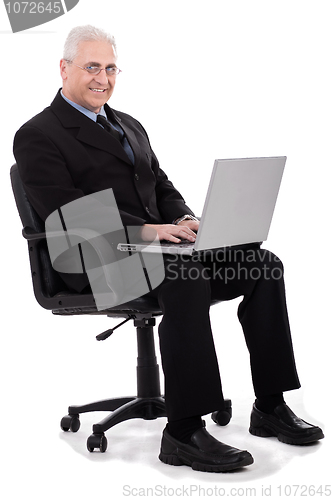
61, 395, 167, 452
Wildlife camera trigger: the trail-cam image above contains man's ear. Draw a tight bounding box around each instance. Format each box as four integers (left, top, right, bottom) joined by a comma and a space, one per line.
60, 59, 68, 81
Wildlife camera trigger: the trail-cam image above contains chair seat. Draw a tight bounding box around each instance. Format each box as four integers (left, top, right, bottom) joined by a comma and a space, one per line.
52, 293, 163, 317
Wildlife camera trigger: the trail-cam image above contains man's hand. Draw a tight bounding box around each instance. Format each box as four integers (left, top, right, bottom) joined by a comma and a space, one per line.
177, 219, 200, 232
141, 220, 200, 243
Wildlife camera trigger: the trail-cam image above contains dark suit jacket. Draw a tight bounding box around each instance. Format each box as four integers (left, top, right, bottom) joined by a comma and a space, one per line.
14, 90, 194, 290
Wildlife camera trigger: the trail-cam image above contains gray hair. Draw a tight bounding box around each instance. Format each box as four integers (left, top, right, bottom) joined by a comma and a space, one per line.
63, 25, 117, 61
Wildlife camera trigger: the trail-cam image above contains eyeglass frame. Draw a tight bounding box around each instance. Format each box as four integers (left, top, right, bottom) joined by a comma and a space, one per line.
65, 60, 122, 76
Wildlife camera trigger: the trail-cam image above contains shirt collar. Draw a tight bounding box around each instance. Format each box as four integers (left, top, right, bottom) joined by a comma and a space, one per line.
60, 90, 107, 122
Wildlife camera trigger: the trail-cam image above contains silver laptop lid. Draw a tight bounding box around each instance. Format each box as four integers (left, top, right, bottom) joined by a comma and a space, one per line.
194, 156, 286, 251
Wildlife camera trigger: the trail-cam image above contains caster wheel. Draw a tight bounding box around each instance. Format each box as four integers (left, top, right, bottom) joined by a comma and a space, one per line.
87, 433, 108, 453
211, 400, 232, 426
211, 410, 231, 426
60, 414, 80, 433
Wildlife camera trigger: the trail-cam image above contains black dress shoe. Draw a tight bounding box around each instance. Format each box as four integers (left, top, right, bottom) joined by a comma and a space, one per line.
159, 421, 254, 472
249, 403, 324, 445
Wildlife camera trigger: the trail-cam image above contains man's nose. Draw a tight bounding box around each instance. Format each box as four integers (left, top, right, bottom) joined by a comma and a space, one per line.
94, 69, 109, 85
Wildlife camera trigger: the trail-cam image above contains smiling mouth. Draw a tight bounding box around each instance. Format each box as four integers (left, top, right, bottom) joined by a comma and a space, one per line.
90, 88, 106, 93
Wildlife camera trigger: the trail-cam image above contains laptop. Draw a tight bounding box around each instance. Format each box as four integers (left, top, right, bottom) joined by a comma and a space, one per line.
117, 156, 286, 256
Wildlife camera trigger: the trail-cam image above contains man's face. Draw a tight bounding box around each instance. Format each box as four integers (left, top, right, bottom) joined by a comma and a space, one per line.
60, 40, 118, 113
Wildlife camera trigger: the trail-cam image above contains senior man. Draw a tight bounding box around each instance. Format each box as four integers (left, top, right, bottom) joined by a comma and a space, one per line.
13, 25, 324, 472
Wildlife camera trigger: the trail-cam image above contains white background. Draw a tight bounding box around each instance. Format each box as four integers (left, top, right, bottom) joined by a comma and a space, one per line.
1, 1, 332, 498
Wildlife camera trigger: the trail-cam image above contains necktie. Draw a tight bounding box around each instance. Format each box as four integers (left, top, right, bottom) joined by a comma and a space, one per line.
96, 114, 121, 142
96, 114, 135, 164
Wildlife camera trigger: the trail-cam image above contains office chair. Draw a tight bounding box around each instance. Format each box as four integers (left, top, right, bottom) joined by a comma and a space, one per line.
10, 163, 232, 453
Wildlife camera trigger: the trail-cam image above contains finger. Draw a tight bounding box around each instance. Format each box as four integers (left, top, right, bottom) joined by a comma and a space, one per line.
178, 228, 196, 240
164, 234, 181, 243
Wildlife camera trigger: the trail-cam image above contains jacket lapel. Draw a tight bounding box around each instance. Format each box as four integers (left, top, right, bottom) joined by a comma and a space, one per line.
50, 90, 133, 166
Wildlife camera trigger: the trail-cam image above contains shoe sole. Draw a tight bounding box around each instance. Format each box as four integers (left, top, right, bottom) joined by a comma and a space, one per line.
159, 450, 254, 472
249, 424, 325, 445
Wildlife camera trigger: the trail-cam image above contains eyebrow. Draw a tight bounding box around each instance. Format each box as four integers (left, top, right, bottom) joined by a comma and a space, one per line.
85, 62, 117, 67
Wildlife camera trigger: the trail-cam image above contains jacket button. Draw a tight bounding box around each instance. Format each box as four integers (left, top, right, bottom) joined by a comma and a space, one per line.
134, 174, 139, 181
145, 207, 150, 213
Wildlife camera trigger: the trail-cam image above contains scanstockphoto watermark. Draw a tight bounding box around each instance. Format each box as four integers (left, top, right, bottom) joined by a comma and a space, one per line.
167, 247, 282, 264
165, 249, 284, 283
166, 261, 284, 283
122, 484, 257, 497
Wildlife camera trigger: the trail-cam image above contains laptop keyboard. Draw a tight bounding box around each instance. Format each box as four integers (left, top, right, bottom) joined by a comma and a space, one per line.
159, 239, 194, 249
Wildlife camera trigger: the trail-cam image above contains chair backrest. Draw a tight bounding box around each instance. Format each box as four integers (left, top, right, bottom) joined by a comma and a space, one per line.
10, 164, 95, 310
10, 163, 45, 235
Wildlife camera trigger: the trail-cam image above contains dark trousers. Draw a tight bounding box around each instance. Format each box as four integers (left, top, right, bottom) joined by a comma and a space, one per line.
149, 247, 300, 421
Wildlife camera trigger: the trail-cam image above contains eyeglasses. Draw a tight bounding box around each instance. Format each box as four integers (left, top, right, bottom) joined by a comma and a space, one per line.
66, 61, 122, 76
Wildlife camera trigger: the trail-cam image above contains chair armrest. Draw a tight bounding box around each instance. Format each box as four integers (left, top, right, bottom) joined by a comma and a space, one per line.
22, 226, 47, 240
22, 223, 120, 276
